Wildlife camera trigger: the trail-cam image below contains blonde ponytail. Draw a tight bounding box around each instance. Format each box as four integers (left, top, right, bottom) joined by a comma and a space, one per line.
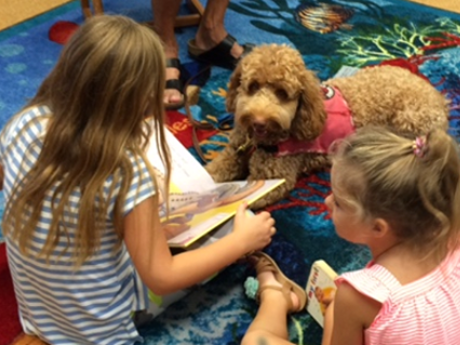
330, 126, 460, 260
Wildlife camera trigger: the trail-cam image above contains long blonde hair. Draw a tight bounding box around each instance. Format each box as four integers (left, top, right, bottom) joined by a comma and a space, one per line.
330, 126, 460, 261
3, 15, 171, 266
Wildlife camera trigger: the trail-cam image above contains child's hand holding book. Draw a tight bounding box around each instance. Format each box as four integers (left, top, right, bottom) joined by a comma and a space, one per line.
232, 202, 276, 253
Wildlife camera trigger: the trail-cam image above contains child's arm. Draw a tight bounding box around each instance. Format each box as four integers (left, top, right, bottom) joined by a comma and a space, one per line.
0, 164, 3, 190
323, 282, 380, 345
124, 196, 275, 295
322, 300, 334, 345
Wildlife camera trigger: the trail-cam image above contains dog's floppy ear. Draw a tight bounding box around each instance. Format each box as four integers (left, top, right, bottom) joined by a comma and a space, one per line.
291, 68, 327, 141
226, 62, 243, 113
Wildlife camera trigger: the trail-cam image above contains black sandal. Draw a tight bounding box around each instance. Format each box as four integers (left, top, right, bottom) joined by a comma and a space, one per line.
187, 34, 255, 70
165, 58, 186, 110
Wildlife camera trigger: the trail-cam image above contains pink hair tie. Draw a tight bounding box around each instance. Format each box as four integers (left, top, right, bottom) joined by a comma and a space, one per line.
413, 136, 427, 158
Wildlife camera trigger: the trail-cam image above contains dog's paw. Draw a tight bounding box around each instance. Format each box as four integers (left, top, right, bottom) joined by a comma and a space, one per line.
251, 198, 269, 211
205, 170, 227, 183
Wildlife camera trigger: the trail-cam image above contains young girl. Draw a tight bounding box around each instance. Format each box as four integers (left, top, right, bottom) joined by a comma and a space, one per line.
241, 126, 460, 345
0, 15, 276, 345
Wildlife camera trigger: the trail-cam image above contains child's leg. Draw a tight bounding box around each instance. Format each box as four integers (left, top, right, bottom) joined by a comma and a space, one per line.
241, 287, 295, 345
242, 252, 306, 345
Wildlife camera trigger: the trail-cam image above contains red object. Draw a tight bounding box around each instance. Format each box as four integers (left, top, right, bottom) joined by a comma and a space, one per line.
422, 32, 460, 52
378, 58, 421, 75
165, 110, 217, 148
0, 243, 21, 345
48, 21, 79, 45
373, 56, 431, 83
270, 86, 354, 157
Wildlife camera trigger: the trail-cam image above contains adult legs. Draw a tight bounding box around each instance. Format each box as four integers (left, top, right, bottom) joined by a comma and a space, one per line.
151, 0, 183, 106
195, 0, 243, 58
151, 0, 244, 107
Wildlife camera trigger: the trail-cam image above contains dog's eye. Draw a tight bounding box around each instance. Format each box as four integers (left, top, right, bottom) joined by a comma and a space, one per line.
275, 88, 289, 101
248, 81, 260, 94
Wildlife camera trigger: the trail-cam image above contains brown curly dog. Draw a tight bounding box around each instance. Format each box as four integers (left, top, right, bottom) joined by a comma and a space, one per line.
205, 44, 449, 209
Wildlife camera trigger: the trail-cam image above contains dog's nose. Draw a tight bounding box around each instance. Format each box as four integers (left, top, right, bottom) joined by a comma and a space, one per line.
252, 122, 267, 132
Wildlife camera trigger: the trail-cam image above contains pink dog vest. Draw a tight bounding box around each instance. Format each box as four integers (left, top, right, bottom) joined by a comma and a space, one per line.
271, 85, 355, 156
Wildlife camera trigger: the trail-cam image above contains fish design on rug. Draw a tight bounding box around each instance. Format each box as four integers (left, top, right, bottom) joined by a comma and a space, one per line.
295, 2, 354, 34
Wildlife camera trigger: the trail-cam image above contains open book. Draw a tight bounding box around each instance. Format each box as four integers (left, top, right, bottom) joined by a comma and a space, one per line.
145, 127, 285, 249
305, 260, 338, 327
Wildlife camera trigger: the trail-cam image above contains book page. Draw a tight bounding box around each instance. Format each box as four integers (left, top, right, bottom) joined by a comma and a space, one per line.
145, 125, 216, 193
164, 179, 285, 248
144, 122, 284, 249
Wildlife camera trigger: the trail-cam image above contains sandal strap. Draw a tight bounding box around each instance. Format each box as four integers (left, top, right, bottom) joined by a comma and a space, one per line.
189, 34, 239, 69
241, 43, 256, 59
254, 258, 276, 274
217, 34, 237, 55
166, 58, 181, 69
187, 34, 255, 70
250, 252, 307, 313
254, 258, 294, 310
165, 78, 183, 92
164, 77, 185, 110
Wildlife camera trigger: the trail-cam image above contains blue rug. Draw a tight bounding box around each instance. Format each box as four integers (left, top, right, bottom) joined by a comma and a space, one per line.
1, 1, 460, 344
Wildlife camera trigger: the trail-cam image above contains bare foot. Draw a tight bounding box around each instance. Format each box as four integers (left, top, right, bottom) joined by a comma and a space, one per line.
165, 64, 183, 107
163, 39, 184, 108
257, 270, 300, 311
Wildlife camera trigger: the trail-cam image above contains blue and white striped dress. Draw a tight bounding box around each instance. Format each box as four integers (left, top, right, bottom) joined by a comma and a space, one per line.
1, 106, 155, 344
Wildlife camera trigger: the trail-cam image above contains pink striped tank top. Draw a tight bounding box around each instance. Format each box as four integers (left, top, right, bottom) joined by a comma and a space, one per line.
336, 248, 460, 345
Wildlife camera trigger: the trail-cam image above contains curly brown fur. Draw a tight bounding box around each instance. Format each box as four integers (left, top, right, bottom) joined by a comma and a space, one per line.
206, 44, 450, 208
326, 66, 449, 133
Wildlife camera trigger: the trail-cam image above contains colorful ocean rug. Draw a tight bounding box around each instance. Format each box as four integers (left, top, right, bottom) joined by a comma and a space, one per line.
0, 0, 460, 344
